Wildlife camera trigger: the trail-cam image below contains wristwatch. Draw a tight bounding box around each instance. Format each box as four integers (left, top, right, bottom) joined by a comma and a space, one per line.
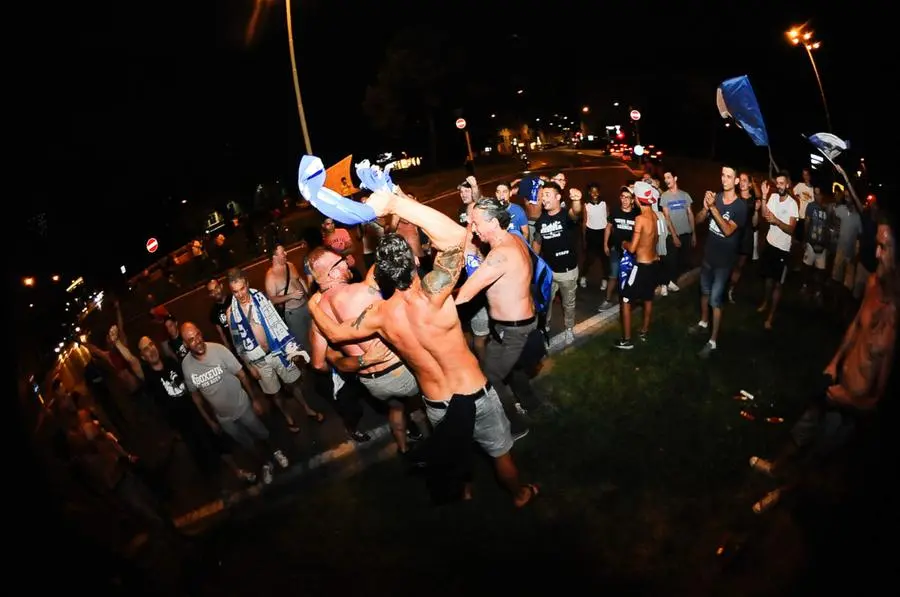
357, 354, 365, 369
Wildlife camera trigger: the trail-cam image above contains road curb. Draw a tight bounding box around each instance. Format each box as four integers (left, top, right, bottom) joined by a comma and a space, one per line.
174, 266, 702, 531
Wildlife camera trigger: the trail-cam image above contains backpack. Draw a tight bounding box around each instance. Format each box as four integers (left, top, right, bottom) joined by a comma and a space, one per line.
510, 231, 553, 341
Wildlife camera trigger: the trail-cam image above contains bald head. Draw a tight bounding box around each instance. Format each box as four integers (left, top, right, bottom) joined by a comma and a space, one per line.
180, 322, 206, 357
306, 246, 350, 286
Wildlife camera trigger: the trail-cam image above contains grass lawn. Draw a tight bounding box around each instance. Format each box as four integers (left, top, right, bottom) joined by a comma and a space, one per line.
184, 271, 868, 596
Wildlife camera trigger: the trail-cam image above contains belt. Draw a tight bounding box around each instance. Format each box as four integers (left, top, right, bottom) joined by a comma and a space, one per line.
424, 383, 492, 409
358, 360, 404, 380
490, 316, 536, 328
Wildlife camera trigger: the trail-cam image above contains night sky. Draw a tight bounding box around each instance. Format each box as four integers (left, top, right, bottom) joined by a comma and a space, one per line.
13, 0, 889, 285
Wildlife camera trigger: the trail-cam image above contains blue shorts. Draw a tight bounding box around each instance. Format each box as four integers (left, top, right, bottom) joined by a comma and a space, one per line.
700, 261, 731, 308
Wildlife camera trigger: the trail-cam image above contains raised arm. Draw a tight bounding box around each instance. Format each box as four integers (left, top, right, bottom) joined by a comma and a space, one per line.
114, 339, 144, 381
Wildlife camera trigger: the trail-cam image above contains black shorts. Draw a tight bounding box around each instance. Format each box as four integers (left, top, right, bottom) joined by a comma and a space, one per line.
585, 228, 606, 255
738, 225, 754, 256
760, 244, 790, 283
620, 261, 659, 303
793, 219, 805, 241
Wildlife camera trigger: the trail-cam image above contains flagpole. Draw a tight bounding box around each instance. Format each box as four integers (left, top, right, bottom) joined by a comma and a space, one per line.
285, 0, 313, 155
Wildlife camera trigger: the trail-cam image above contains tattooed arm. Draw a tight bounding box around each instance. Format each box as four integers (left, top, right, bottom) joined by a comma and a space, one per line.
307, 295, 384, 344
455, 247, 508, 305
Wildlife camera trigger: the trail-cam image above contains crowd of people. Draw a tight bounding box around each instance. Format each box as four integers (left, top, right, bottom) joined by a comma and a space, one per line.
42, 158, 895, 533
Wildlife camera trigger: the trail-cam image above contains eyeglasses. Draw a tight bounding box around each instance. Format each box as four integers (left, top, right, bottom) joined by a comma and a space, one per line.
328, 256, 347, 274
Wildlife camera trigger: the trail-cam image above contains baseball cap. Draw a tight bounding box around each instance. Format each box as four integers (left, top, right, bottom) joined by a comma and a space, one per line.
634, 181, 659, 205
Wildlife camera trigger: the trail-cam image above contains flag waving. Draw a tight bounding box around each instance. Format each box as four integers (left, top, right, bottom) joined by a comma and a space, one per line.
717, 75, 770, 147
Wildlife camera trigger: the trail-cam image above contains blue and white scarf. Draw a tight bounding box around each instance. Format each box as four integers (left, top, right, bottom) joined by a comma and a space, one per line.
229, 289, 303, 367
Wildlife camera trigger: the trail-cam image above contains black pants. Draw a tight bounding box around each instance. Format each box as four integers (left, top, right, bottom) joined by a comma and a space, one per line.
665, 233, 693, 281
313, 369, 364, 432
484, 320, 542, 412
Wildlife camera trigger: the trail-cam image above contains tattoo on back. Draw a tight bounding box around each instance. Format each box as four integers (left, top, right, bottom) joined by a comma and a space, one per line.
352, 305, 373, 330
423, 244, 464, 296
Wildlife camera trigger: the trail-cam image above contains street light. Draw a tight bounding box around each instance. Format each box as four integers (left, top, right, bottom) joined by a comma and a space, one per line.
51, 274, 60, 282
582, 106, 590, 113
23, 277, 35, 287
787, 25, 832, 132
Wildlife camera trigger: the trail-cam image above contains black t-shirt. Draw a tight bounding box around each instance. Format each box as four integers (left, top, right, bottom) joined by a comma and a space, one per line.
703, 192, 748, 268
141, 358, 195, 422
535, 210, 579, 272
209, 297, 231, 334
608, 206, 639, 250
167, 335, 189, 360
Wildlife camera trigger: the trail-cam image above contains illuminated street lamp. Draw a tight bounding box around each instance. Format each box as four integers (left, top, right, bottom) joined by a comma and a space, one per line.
582, 106, 590, 113
23, 277, 35, 287
787, 25, 832, 132
51, 274, 60, 282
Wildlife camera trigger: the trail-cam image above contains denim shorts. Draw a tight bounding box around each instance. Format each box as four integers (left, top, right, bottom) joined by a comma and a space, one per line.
699, 261, 731, 308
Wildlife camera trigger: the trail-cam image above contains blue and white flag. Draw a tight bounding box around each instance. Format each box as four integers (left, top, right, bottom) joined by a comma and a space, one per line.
806, 132, 849, 166
717, 75, 770, 147
355, 159, 399, 194
298, 155, 377, 225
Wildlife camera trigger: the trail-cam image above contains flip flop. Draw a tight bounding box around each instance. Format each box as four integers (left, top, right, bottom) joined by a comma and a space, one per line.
307, 412, 325, 424
516, 483, 540, 508
287, 424, 301, 434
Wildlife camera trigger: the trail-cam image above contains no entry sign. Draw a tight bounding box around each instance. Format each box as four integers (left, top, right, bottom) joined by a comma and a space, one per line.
455, 118, 466, 129
146, 237, 159, 253
630, 109, 641, 121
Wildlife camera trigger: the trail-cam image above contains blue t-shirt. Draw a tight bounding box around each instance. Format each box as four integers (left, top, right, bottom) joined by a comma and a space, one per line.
507, 203, 528, 233
804, 202, 828, 251
703, 193, 748, 268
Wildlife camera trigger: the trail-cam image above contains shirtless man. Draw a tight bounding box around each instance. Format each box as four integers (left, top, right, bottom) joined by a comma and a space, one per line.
615, 183, 660, 350
455, 196, 540, 432
305, 246, 424, 453
748, 218, 896, 513
226, 269, 323, 433
265, 245, 311, 348
308, 188, 538, 507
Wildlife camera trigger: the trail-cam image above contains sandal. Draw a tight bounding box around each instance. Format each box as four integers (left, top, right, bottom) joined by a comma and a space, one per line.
516, 483, 540, 508
287, 423, 301, 434
307, 411, 325, 424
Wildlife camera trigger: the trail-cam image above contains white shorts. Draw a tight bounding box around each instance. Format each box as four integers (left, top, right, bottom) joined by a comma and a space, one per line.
254, 352, 302, 395
802, 244, 827, 270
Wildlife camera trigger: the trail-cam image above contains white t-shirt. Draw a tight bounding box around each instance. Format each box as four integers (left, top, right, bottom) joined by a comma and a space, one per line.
765, 195, 799, 252
793, 183, 814, 219
584, 201, 608, 230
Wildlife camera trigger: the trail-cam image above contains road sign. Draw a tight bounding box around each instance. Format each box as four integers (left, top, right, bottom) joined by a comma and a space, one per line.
630, 110, 641, 121
455, 118, 466, 129
146, 237, 159, 253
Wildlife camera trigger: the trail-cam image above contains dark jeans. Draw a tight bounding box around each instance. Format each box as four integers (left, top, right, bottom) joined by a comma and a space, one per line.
665, 233, 693, 282
313, 369, 364, 432
790, 392, 859, 460
484, 320, 541, 412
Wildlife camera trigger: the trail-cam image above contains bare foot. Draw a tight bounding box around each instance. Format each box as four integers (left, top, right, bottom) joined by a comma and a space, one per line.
764, 319, 773, 330
514, 483, 540, 508
756, 303, 768, 313
463, 483, 473, 501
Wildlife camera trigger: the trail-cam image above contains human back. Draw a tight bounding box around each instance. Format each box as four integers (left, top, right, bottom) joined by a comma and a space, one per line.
635, 209, 659, 263
380, 283, 484, 401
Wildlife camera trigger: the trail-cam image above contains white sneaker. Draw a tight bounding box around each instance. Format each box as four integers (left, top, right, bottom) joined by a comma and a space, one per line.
578, 276, 587, 288
667, 281, 680, 292
600, 279, 608, 291
273, 450, 290, 469
565, 329, 575, 345
659, 285, 668, 297
261, 463, 274, 485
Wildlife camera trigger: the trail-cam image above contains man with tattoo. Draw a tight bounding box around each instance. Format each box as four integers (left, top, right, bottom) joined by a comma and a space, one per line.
748, 215, 896, 513
305, 246, 425, 452
455, 197, 540, 433
308, 188, 538, 507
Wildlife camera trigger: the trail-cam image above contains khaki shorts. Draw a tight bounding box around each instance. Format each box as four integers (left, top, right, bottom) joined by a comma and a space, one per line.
359, 363, 419, 402
831, 249, 855, 290
253, 352, 302, 395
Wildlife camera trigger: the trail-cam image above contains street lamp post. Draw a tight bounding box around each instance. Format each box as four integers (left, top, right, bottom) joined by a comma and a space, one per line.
787, 26, 832, 132
285, 0, 313, 155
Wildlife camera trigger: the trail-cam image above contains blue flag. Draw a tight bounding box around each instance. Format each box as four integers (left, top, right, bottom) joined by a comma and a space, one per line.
717, 75, 770, 147
806, 132, 849, 166
297, 155, 377, 225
